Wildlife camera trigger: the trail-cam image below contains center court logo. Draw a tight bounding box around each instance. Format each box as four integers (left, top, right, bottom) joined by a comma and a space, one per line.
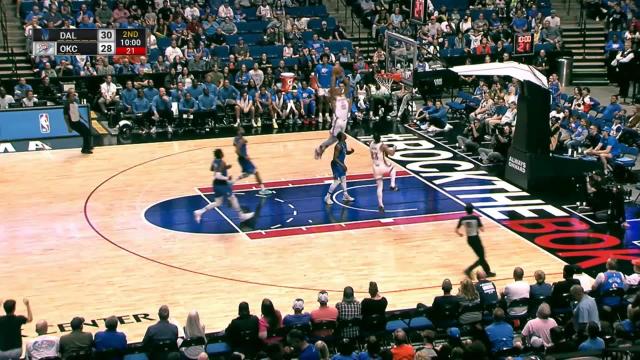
39, 113, 51, 133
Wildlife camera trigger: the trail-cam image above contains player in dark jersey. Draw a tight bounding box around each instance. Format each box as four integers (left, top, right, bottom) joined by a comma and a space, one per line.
324, 132, 355, 205
193, 149, 255, 224
233, 127, 273, 195
455, 203, 496, 278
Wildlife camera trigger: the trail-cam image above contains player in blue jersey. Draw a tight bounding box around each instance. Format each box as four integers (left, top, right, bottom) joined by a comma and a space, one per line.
285, 87, 301, 124
255, 86, 276, 128
233, 127, 274, 195
314, 53, 334, 124
324, 132, 355, 205
193, 149, 255, 224
298, 81, 316, 125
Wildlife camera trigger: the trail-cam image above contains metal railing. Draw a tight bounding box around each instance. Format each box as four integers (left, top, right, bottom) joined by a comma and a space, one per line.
577, 0, 587, 58
334, 0, 366, 42
0, 0, 9, 51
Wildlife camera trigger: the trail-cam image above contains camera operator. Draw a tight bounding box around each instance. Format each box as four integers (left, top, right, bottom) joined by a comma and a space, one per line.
478, 122, 512, 164
584, 171, 608, 213
583, 172, 629, 227
456, 118, 485, 154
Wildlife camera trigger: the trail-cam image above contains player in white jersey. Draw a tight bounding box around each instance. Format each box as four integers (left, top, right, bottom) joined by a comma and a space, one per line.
314, 64, 351, 160
370, 133, 398, 212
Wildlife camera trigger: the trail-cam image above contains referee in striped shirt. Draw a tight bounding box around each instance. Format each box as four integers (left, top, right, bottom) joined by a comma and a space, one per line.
63, 89, 93, 154
456, 203, 495, 278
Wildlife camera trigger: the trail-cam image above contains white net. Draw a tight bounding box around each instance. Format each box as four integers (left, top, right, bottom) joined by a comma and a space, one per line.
385, 31, 417, 87
375, 74, 394, 94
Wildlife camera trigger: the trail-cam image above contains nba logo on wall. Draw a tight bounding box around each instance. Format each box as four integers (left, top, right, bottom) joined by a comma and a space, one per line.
39, 113, 51, 133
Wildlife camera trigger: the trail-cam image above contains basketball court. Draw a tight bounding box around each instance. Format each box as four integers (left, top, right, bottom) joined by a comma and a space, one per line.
1, 131, 568, 342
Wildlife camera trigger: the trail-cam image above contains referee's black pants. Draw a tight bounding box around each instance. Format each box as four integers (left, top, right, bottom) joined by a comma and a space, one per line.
69, 120, 92, 152
466, 235, 491, 273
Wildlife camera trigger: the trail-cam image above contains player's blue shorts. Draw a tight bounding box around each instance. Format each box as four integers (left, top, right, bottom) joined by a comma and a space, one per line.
238, 157, 256, 174
331, 160, 346, 179
213, 183, 233, 199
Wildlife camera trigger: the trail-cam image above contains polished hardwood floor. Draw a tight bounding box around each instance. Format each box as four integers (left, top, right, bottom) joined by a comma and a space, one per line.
0, 131, 566, 342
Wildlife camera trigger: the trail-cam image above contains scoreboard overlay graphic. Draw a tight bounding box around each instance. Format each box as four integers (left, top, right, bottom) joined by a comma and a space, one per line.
32, 29, 146, 56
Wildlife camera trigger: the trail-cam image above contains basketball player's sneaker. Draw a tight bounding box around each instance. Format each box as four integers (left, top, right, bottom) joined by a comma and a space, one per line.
343, 194, 355, 202
258, 188, 274, 195
324, 194, 334, 205
239, 211, 255, 222
486, 271, 497, 277
390, 186, 399, 191
193, 209, 204, 224
378, 205, 384, 213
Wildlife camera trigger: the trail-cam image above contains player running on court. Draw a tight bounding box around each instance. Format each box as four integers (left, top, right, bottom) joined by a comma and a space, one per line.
233, 127, 273, 195
314, 64, 351, 160
455, 203, 496, 278
369, 133, 398, 213
324, 132, 355, 205
193, 149, 255, 224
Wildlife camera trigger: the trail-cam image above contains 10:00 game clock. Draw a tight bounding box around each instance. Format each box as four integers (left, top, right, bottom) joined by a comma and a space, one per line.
514, 33, 534, 55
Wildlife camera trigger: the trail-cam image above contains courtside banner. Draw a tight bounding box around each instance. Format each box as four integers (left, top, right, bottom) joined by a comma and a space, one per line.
358, 131, 640, 276
0, 105, 89, 141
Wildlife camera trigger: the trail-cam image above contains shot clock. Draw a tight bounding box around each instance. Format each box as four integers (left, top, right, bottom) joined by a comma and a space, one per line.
514, 33, 534, 56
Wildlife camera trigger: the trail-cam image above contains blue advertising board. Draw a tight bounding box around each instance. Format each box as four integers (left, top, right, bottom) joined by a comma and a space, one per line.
0, 105, 90, 141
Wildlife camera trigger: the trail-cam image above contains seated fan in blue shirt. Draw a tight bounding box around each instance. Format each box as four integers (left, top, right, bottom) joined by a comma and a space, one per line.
584, 126, 621, 174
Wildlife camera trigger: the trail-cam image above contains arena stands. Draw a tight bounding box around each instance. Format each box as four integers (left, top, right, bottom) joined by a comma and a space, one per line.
2, 0, 363, 133
2, 260, 640, 360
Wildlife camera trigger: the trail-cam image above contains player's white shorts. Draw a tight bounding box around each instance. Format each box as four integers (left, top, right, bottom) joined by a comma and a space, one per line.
331, 119, 348, 137
372, 162, 394, 179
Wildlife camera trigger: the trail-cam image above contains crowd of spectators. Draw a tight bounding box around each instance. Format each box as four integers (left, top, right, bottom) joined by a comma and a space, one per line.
2, 259, 640, 360
8, 0, 363, 129
354, 0, 564, 67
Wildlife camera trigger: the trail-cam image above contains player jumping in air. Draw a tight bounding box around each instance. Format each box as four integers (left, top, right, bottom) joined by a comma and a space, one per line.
314, 64, 351, 160
324, 132, 355, 205
193, 149, 255, 224
369, 133, 398, 213
233, 127, 273, 195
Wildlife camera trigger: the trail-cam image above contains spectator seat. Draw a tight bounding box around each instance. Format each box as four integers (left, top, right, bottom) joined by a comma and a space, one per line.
308, 17, 336, 30
615, 145, 639, 169
205, 333, 231, 357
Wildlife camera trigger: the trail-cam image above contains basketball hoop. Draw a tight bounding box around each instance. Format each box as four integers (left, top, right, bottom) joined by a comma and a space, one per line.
375, 72, 402, 93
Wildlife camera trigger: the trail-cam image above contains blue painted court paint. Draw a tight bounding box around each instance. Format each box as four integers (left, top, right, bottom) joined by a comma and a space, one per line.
144, 176, 464, 234
623, 204, 640, 246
